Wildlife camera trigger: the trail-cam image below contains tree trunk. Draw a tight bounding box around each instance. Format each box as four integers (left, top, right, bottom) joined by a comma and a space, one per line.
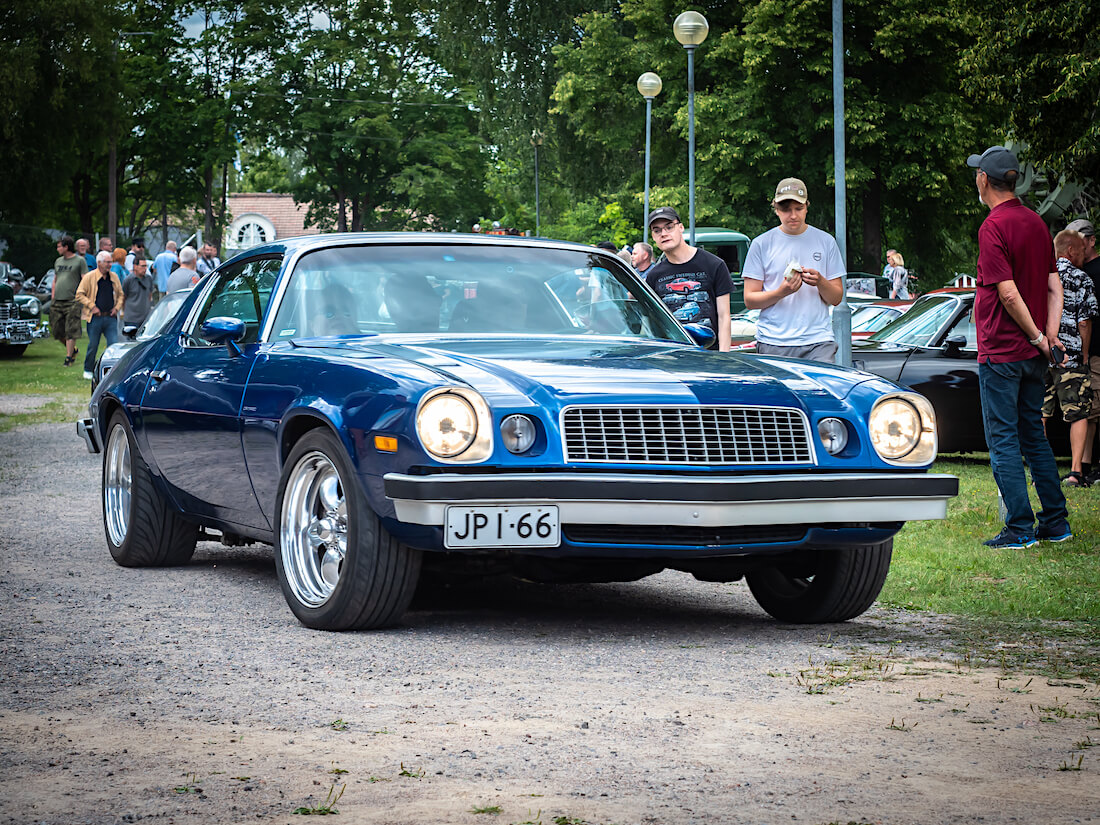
203, 166, 214, 244
336, 190, 347, 232
351, 197, 362, 232
862, 175, 882, 274
71, 173, 95, 235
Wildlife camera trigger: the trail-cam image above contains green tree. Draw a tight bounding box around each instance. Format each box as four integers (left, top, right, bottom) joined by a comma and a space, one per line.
550, 0, 998, 280
253, 0, 489, 232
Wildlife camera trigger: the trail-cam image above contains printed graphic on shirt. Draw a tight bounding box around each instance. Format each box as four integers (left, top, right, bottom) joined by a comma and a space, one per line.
645, 250, 731, 344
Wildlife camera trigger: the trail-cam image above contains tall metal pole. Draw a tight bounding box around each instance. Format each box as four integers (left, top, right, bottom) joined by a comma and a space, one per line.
643, 96, 653, 226
530, 129, 543, 237
831, 0, 851, 367
686, 45, 696, 246
637, 72, 662, 229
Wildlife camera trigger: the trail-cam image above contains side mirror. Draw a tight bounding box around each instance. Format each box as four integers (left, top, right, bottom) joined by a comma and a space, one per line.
200, 316, 247, 355
683, 323, 716, 349
944, 333, 967, 356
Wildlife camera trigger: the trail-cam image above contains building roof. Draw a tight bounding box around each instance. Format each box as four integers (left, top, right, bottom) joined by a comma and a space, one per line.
227, 193, 320, 242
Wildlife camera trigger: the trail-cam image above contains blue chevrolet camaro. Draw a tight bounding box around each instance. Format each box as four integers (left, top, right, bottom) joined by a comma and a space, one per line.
79, 233, 957, 630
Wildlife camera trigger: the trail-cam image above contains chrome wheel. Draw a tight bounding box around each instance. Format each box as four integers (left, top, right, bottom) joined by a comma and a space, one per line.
280, 450, 348, 608
104, 422, 132, 546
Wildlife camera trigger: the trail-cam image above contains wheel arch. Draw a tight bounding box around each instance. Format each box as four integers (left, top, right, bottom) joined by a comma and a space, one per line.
278, 408, 353, 472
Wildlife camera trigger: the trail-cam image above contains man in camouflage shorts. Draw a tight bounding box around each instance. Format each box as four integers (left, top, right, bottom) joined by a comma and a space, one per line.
1043, 229, 1098, 485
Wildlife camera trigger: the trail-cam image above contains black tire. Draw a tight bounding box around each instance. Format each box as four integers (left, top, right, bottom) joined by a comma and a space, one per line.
102, 410, 198, 566
0, 344, 27, 357
274, 428, 421, 630
745, 540, 893, 623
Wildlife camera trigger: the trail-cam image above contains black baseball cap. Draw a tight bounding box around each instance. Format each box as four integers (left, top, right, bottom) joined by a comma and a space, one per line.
647, 206, 681, 228
966, 146, 1019, 182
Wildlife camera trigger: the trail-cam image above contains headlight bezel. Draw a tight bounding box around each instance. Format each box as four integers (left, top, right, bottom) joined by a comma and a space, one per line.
414, 387, 493, 463
868, 392, 937, 466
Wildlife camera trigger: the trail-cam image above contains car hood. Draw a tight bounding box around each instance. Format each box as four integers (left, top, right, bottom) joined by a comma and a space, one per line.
301, 335, 873, 410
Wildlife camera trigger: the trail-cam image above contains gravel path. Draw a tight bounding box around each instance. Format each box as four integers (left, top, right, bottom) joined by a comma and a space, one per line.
1, 422, 1097, 824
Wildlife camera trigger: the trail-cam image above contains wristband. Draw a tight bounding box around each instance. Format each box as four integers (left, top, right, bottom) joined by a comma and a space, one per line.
1030, 332, 1045, 346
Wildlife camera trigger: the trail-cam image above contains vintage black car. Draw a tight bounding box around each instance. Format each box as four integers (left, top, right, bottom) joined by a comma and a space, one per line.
0, 278, 45, 357
851, 288, 1071, 455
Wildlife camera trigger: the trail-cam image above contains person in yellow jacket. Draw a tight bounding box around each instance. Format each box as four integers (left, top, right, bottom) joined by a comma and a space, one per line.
75, 250, 124, 379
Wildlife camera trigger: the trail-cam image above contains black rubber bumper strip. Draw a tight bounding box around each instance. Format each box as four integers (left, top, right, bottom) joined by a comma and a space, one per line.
383, 472, 959, 503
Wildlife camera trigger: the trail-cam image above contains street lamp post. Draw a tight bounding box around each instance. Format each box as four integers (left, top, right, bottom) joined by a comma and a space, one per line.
830, 0, 852, 367
530, 129, 544, 237
636, 72, 662, 228
673, 11, 708, 246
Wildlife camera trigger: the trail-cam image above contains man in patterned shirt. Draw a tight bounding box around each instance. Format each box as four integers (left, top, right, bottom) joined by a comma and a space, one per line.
1042, 228, 1099, 486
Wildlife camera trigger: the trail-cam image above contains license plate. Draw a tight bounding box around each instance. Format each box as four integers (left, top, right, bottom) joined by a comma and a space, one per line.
444, 505, 560, 548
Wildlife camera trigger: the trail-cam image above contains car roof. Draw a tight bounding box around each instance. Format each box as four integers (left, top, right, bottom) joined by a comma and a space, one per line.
223, 232, 615, 265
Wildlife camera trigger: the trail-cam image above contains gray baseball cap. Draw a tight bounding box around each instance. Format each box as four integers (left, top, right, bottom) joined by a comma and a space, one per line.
646, 206, 681, 228
966, 146, 1019, 182
1066, 218, 1095, 237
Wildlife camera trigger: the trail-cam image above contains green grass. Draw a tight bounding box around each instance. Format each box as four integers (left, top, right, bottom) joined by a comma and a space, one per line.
882, 455, 1100, 623
0, 338, 90, 430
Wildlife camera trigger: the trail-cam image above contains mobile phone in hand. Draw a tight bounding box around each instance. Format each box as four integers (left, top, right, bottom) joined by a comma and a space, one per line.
1050, 344, 1065, 366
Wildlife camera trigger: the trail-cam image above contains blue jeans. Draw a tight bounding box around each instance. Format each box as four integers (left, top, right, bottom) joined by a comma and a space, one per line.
84, 314, 119, 373
978, 356, 1069, 537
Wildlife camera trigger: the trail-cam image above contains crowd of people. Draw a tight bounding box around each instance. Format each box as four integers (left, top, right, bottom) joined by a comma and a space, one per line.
48, 235, 221, 379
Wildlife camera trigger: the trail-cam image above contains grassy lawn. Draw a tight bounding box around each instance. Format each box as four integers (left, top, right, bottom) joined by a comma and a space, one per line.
0, 337, 92, 431
884, 455, 1100, 624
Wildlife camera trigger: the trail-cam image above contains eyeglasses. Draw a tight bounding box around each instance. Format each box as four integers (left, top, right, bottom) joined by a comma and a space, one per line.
651, 222, 679, 236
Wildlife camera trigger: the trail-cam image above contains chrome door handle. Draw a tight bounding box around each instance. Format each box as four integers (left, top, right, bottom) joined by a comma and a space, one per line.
151, 369, 168, 382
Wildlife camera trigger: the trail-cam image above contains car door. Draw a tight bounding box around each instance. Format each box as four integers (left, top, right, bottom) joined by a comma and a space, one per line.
140, 257, 282, 528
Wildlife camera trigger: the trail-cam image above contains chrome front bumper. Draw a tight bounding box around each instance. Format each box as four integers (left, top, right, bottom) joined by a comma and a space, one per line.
384, 471, 958, 527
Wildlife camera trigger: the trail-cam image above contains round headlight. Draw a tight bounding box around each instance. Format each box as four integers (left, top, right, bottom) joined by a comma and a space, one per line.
26, 297, 41, 315
869, 397, 921, 459
416, 393, 477, 457
500, 414, 536, 454
817, 417, 848, 455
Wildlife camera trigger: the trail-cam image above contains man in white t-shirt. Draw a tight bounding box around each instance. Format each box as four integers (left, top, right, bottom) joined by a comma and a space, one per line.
743, 177, 845, 363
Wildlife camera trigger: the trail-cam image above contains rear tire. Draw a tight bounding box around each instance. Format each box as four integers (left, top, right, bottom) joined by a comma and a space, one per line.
746, 540, 892, 623
275, 429, 421, 630
103, 410, 198, 566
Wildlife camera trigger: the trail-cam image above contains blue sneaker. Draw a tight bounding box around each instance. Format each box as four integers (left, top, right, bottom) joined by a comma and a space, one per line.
983, 529, 1037, 549
1037, 528, 1073, 543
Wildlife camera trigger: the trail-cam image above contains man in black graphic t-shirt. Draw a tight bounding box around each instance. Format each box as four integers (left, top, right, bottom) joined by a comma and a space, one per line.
644, 206, 732, 351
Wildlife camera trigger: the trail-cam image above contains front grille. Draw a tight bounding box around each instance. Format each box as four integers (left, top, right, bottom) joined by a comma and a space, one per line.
561, 405, 813, 465
565, 524, 809, 547
0, 304, 16, 322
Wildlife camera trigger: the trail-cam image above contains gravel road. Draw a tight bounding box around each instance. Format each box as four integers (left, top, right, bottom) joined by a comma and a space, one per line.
1, 420, 1097, 825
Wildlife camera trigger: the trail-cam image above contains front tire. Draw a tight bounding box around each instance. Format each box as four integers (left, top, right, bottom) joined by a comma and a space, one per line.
0, 344, 27, 357
745, 540, 892, 623
103, 410, 198, 566
275, 429, 421, 630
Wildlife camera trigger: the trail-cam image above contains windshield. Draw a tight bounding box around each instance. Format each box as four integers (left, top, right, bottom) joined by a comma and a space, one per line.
137, 289, 191, 341
269, 244, 691, 343
867, 295, 961, 347
851, 305, 900, 333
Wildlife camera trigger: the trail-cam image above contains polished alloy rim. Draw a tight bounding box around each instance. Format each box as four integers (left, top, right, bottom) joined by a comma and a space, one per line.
104, 423, 132, 546
280, 451, 348, 608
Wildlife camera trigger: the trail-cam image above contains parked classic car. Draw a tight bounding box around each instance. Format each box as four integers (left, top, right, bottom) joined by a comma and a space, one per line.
0, 278, 46, 356
79, 233, 957, 630
851, 290, 988, 454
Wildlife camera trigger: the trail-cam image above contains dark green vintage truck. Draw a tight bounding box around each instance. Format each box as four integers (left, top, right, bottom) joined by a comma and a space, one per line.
0, 277, 46, 357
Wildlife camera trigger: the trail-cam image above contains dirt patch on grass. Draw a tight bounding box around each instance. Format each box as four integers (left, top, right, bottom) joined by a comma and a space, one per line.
0, 394, 54, 415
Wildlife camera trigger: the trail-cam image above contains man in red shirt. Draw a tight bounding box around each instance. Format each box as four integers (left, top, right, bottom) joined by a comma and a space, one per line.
969, 145, 1071, 547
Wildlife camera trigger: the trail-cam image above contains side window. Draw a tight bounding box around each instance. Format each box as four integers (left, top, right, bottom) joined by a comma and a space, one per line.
947, 308, 978, 349
189, 257, 282, 346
